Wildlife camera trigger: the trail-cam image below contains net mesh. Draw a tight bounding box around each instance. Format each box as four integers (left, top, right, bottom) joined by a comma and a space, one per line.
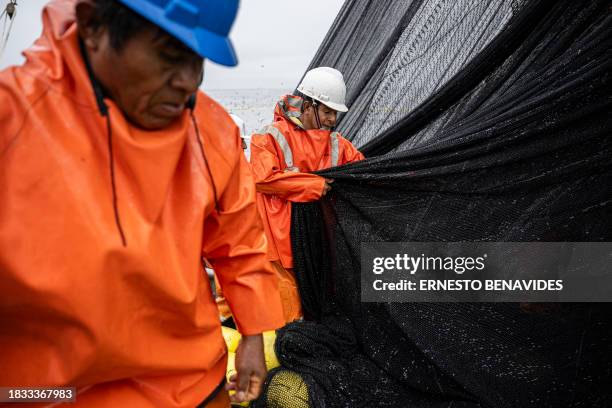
259, 369, 310, 408
254, 0, 612, 406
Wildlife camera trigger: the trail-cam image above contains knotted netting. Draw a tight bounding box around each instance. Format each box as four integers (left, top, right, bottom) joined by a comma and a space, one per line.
254, 0, 612, 407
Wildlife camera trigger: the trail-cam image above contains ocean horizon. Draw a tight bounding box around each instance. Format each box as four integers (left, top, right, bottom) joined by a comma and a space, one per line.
204, 88, 291, 137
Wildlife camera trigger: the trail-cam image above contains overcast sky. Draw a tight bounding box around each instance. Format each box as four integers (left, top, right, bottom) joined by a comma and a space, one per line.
0, 0, 344, 90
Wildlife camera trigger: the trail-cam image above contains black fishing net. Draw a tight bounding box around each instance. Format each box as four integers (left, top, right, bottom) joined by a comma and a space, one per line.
254, 0, 612, 407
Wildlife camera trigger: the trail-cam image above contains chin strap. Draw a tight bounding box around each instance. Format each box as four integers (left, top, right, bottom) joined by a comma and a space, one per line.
80, 39, 127, 247
312, 99, 323, 129
311, 99, 334, 131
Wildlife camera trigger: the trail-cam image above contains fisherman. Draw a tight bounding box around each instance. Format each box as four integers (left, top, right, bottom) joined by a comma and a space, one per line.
250, 67, 365, 323
0, 0, 284, 406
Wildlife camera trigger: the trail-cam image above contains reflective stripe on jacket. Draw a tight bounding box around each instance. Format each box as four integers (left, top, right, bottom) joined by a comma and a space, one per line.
258, 124, 342, 171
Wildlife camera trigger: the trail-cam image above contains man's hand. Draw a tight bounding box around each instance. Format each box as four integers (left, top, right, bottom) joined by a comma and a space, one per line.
321, 178, 334, 196
226, 334, 267, 403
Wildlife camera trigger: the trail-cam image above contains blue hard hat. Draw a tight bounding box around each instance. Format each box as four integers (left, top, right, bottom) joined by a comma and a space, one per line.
116, 0, 239, 66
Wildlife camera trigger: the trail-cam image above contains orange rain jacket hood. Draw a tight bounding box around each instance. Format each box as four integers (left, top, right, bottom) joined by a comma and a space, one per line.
0, 1, 284, 406
250, 95, 364, 269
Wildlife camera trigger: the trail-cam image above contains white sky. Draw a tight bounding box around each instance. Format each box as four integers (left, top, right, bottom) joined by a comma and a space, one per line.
0, 0, 344, 90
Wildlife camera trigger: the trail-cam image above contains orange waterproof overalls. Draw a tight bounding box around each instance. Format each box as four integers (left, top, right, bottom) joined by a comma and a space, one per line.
250, 95, 364, 322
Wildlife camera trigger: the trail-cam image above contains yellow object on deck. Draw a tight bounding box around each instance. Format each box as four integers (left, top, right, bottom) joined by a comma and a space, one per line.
222, 326, 242, 353
265, 370, 309, 408
263, 330, 280, 370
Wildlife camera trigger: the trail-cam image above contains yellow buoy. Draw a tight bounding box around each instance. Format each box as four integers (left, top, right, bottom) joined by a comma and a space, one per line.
222, 326, 241, 353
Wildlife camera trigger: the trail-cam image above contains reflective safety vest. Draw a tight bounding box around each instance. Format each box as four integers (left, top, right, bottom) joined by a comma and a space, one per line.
257, 124, 341, 172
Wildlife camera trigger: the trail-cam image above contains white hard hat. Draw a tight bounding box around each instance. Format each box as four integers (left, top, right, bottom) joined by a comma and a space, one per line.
297, 67, 348, 113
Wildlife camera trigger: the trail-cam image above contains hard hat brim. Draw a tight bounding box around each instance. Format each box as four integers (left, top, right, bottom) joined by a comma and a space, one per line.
298, 86, 348, 112
321, 101, 349, 113
118, 0, 239, 67
195, 28, 239, 67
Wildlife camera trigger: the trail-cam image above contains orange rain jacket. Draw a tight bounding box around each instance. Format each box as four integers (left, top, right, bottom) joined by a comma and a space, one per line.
250, 95, 364, 269
0, 1, 284, 406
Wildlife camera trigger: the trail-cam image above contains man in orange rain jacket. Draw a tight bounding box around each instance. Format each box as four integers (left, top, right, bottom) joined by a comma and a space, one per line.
0, 0, 284, 406
250, 67, 365, 323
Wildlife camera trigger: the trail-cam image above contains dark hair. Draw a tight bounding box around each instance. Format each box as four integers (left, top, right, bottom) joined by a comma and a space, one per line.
89, 0, 158, 50
296, 91, 315, 113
